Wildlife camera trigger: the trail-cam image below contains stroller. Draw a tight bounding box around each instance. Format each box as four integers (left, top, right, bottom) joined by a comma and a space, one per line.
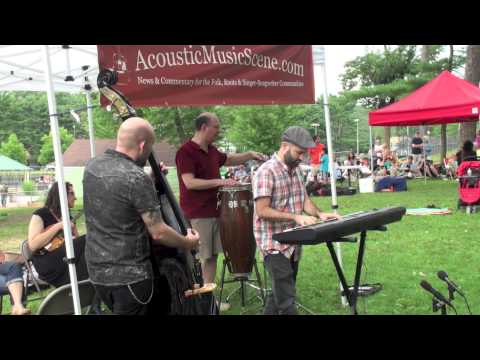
457, 161, 480, 214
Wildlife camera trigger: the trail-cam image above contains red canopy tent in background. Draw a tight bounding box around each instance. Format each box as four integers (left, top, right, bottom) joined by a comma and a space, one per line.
368, 70, 480, 182
369, 70, 480, 126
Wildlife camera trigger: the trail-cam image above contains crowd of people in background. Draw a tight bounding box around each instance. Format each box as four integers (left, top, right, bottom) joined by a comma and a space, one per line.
221, 129, 480, 195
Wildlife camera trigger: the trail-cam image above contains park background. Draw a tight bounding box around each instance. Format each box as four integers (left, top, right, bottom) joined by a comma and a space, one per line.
1, 45, 480, 314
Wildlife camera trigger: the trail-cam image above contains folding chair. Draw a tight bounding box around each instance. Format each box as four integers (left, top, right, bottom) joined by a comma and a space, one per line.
37, 279, 96, 315
20, 240, 51, 302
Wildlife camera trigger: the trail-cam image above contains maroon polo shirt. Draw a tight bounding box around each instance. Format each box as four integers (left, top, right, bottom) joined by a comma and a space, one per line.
176, 139, 227, 219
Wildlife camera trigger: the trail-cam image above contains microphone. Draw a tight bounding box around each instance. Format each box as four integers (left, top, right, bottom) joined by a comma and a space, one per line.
420, 280, 453, 307
437, 271, 465, 297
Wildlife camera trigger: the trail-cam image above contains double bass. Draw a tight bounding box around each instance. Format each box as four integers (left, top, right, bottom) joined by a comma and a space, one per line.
97, 69, 217, 315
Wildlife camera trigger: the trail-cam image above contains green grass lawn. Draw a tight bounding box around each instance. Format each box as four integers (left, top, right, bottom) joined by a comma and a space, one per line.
219, 179, 480, 315
2, 177, 478, 315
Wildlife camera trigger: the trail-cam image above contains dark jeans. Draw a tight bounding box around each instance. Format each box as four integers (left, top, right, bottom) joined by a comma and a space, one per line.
263, 252, 299, 315
93, 278, 164, 315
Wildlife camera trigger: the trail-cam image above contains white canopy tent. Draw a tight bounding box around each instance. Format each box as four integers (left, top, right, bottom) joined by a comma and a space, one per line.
0, 45, 99, 92
2, 45, 346, 314
0, 45, 100, 314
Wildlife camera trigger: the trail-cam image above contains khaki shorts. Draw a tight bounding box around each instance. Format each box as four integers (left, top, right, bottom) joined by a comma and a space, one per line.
311, 164, 320, 176
190, 218, 223, 261
412, 154, 423, 164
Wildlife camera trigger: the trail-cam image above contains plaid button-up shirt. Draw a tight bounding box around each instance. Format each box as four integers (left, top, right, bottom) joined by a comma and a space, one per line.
253, 154, 306, 259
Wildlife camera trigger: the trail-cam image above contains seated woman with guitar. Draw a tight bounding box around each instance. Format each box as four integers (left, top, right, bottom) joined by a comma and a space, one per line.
27, 182, 89, 287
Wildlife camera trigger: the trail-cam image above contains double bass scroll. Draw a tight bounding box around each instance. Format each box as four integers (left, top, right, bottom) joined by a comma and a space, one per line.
97, 69, 206, 296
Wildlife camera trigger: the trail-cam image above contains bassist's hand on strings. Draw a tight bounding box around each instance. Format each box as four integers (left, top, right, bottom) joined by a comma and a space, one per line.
159, 161, 168, 175
185, 228, 200, 249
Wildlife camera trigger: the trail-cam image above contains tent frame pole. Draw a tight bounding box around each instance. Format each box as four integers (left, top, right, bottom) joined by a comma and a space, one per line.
41, 45, 82, 315
85, 88, 96, 158
369, 126, 373, 173
319, 50, 347, 307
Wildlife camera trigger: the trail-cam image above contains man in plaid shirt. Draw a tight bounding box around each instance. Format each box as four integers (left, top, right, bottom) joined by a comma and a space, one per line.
253, 126, 340, 315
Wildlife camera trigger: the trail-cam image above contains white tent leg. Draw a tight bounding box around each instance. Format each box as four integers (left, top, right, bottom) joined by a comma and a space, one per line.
424, 152, 427, 184
85, 90, 96, 158
42, 45, 82, 315
319, 49, 347, 307
369, 126, 373, 173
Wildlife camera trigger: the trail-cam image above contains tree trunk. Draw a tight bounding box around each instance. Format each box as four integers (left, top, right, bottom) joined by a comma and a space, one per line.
384, 127, 391, 150
421, 45, 429, 61
381, 96, 395, 150
440, 45, 454, 162
440, 125, 447, 162
420, 45, 431, 137
461, 45, 480, 145
173, 107, 187, 144
447, 44, 454, 71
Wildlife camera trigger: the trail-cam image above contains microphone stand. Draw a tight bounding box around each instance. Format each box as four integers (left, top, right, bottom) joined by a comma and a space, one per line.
446, 282, 472, 315
447, 283, 455, 302
432, 297, 448, 315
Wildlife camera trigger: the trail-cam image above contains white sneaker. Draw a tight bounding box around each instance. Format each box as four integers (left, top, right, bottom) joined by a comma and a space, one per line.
218, 302, 231, 312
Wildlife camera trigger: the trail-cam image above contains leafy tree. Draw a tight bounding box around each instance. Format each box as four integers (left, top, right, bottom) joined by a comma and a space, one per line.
0, 133, 28, 164
222, 105, 305, 154
22, 180, 35, 193
37, 127, 74, 165
142, 106, 217, 147
0, 90, 121, 163
77, 92, 122, 139
340, 45, 465, 148
0, 91, 49, 164
461, 45, 480, 145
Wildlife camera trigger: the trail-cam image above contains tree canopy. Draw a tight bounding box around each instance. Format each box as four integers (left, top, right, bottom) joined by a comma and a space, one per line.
37, 127, 74, 165
0, 133, 28, 164
0, 45, 473, 165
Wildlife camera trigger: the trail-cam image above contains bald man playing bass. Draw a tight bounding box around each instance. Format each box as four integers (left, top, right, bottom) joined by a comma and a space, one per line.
83, 117, 199, 315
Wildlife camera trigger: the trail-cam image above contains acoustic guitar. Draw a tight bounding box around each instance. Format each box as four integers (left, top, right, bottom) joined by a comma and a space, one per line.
44, 210, 84, 252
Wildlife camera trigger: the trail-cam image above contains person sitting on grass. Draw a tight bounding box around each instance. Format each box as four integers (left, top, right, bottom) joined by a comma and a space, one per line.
443, 155, 457, 179
418, 158, 440, 178
358, 158, 372, 177
401, 156, 422, 178
0, 252, 30, 315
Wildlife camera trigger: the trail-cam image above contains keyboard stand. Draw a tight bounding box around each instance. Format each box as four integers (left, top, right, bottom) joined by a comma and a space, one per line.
325, 230, 367, 315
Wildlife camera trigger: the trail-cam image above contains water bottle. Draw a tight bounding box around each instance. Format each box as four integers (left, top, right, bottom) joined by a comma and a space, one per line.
467, 168, 472, 177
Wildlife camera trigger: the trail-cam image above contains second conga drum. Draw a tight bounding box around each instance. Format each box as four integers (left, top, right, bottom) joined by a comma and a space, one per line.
218, 184, 256, 278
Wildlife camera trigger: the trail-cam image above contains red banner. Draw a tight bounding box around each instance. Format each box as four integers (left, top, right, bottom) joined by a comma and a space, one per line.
97, 45, 314, 107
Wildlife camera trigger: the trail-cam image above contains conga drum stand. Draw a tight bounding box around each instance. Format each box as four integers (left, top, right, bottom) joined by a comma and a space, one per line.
217, 257, 265, 312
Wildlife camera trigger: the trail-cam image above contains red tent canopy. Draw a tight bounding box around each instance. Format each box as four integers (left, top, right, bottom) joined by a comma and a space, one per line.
369, 71, 480, 127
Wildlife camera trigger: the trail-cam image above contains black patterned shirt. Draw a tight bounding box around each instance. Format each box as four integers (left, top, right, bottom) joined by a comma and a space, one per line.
83, 149, 160, 286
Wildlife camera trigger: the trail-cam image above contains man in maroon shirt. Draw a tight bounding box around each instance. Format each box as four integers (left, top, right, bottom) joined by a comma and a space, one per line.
176, 112, 264, 310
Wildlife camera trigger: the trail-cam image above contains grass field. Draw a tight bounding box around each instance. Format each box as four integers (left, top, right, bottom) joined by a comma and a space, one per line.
1, 175, 479, 315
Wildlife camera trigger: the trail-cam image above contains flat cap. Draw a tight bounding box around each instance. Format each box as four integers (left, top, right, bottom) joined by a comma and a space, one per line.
282, 126, 316, 149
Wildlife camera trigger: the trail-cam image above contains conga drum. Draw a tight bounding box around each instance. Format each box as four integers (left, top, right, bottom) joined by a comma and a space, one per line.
218, 184, 256, 278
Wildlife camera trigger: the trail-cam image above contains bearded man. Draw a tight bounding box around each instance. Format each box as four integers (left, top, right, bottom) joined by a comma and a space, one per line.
253, 126, 340, 315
